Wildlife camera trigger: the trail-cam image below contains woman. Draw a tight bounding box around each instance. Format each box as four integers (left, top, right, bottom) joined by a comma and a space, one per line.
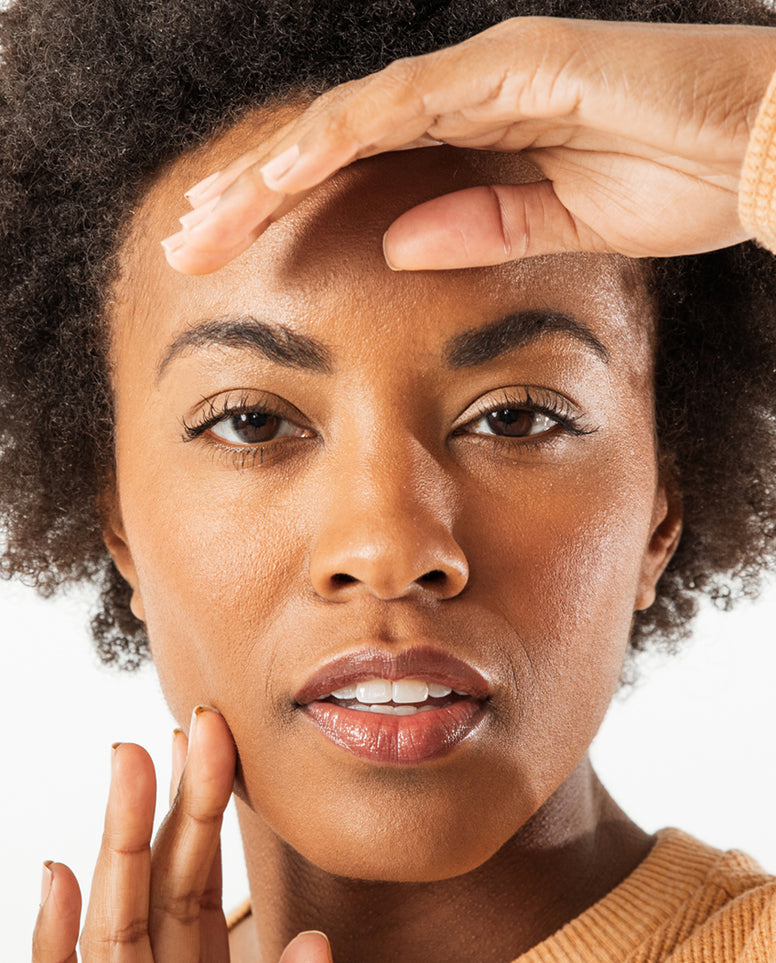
2, 0, 775, 959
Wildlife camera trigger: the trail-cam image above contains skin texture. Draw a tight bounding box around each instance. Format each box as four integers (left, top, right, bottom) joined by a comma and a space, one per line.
73, 108, 680, 961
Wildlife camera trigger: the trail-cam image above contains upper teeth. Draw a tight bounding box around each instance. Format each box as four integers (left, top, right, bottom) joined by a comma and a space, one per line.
327, 678, 455, 704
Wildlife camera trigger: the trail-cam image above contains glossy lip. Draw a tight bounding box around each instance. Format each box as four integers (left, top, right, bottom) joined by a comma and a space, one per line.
295, 646, 491, 766
293, 645, 491, 705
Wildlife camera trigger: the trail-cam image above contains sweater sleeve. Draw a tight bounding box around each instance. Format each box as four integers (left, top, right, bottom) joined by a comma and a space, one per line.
739, 67, 776, 253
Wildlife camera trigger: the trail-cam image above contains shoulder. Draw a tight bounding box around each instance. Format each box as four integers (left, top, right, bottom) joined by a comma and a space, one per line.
516, 828, 776, 962
601, 828, 776, 962
677, 831, 776, 963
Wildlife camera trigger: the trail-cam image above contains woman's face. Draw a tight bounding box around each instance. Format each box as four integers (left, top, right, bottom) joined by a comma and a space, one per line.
106, 110, 679, 882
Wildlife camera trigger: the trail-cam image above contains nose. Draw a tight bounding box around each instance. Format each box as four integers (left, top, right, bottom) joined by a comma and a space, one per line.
308, 441, 469, 602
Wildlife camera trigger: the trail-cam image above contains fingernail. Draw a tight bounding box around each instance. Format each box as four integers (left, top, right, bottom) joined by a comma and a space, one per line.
161, 230, 187, 255
40, 861, 53, 907
110, 742, 122, 776
189, 704, 218, 748
260, 144, 300, 191
382, 232, 402, 272
180, 194, 221, 231
185, 169, 222, 203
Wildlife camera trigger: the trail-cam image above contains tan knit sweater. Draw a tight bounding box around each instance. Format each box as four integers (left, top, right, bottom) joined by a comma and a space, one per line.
227, 829, 776, 961
739, 67, 776, 252
511, 828, 775, 962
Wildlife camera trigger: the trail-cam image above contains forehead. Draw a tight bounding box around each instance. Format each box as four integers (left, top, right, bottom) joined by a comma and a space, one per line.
110, 107, 653, 371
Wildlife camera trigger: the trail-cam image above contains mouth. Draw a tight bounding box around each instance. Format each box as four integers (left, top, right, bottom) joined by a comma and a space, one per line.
294, 646, 490, 766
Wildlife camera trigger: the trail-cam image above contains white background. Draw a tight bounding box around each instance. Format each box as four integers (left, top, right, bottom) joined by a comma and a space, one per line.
3, 575, 776, 959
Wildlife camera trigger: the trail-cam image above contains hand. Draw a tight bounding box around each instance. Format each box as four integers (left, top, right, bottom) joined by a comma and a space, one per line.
162, 17, 776, 275
32, 706, 333, 962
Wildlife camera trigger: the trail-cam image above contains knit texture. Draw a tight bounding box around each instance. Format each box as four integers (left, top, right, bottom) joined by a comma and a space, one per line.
228, 830, 776, 961
513, 829, 776, 962
740, 67, 776, 252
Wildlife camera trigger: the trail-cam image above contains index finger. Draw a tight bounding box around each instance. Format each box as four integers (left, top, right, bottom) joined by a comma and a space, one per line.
161, 26, 522, 274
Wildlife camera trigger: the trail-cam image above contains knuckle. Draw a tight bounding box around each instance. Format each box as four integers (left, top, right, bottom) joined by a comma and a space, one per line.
379, 55, 421, 90
487, 185, 515, 258
153, 890, 202, 928
199, 881, 224, 914
79, 915, 149, 952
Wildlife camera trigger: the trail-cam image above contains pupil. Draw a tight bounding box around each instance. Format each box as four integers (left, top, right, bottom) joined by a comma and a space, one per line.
232, 411, 277, 443
487, 408, 533, 436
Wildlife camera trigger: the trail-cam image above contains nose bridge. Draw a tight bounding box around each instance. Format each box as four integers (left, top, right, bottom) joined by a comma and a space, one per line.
309, 422, 468, 600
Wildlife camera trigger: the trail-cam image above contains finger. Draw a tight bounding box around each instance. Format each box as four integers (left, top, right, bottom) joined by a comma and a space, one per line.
167, 725, 229, 961
170, 727, 187, 807
382, 181, 609, 269
164, 192, 304, 275
32, 861, 81, 963
278, 931, 334, 963
198, 841, 229, 963
80, 743, 156, 962
164, 56, 451, 266
148, 705, 235, 962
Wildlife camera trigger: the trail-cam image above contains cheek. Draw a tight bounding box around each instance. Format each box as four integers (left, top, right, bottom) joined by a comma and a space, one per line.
119, 464, 308, 724
466, 442, 656, 737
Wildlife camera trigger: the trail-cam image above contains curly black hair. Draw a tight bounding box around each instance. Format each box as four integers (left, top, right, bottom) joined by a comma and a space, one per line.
1, 0, 776, 671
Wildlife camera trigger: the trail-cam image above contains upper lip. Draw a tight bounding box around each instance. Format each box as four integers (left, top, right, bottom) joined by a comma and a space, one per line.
294, 645, 491, 705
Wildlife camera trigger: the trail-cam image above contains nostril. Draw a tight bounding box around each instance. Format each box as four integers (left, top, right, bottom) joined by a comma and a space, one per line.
332, 573, 357, 585
419, 569, 446, 584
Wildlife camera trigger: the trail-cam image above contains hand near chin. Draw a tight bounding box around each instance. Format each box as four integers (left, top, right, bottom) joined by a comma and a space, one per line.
163, 17, 776, 275
32, 706, 333, 963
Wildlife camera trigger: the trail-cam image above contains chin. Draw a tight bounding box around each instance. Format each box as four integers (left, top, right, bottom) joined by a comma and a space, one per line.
238, 773, 521, 884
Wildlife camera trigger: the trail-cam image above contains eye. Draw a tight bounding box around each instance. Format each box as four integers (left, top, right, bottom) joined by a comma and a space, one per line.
208, 409, 307, 446
466, 407, 559, 438
182, 391, 316, 451
453, 387, 597, 447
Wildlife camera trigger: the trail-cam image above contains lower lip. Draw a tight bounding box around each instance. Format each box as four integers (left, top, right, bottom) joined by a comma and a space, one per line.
302, 700, 486, 765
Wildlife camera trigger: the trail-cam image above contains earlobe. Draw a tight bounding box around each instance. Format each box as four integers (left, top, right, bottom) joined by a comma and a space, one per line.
100, 486, 146, 622
634, 482, 683, 612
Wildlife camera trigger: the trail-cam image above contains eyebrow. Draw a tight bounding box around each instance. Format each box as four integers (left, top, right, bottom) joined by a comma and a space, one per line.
156, 316, 334, 380
444, 310, 610, 368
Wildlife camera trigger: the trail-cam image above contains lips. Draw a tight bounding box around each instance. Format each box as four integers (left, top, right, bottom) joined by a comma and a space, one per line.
295, 646, 490, 765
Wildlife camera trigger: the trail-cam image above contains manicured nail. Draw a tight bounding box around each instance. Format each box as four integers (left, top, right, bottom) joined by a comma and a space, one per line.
180, 195, 221, 231
185, 169, 222, 203
161, 230, 187, 255
260, 144, 301, 190
40, 861, 53, 907
382, 232, 402, 272
189, 704, 219, 749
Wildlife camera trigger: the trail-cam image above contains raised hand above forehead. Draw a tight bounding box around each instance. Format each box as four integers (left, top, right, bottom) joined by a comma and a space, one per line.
162, 17, 776, 275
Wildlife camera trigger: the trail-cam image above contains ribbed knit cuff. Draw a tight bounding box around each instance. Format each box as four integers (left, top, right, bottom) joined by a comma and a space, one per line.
739, 67, 776, 253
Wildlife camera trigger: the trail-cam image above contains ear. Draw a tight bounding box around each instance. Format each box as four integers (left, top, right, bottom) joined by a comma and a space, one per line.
100, 482, 146, 622
634, 477, 682, 612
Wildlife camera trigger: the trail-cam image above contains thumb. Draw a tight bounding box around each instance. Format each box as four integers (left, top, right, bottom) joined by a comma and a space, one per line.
383, 181, 600, 270
278, 930, 334, 963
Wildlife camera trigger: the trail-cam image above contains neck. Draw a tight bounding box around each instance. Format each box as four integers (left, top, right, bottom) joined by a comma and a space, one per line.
233, 756, 653, 963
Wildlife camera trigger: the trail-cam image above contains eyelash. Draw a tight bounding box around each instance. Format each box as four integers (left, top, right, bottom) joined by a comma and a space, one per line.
181, 392, 311, 468
454, 386, 596, 445
181, 386, 596, 468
